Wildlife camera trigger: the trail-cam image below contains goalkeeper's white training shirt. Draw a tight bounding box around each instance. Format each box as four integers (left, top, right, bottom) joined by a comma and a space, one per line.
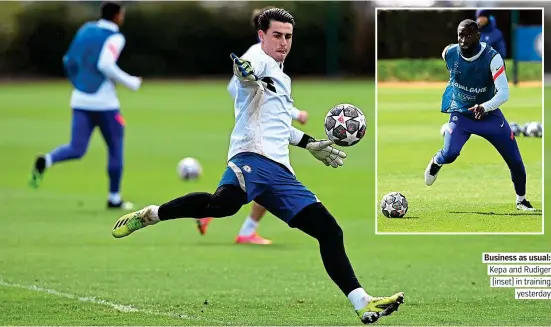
227, 44, 304, 175
227, 43, 302, 119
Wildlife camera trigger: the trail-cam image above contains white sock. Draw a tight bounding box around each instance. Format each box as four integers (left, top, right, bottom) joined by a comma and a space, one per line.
238, 216, 258, 236
45, 153, 52, 168
347, 288, 373, 310
109, 192, 121, 204
150, 205, 160, 222
516, 194, 526, 203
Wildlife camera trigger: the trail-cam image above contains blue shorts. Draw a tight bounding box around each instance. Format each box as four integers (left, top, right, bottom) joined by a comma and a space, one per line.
218, 152, 319, 223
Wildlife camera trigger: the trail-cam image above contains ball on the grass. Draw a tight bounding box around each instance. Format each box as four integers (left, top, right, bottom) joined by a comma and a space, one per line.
380, 192, 408, 218
177, 157, 202, 180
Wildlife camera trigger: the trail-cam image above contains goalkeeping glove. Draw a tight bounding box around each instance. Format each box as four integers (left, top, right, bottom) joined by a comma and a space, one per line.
230, 53, 258, 82
305, 139, 347, 168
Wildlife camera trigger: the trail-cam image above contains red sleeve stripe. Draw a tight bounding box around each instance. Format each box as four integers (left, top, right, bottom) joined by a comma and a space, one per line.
493, 65, 505, 81
108, 43, 119, 59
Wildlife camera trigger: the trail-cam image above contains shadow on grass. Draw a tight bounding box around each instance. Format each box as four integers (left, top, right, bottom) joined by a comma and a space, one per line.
448, 211, 542, 216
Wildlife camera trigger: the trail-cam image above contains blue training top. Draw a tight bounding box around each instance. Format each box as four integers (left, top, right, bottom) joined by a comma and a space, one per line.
63, 22, 118, 94
441, 43, 499, 117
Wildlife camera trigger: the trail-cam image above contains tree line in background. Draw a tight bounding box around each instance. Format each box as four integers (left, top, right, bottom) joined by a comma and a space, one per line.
377, 9, 544, 60
0, 1, 374, 78
0, 3, 547, 78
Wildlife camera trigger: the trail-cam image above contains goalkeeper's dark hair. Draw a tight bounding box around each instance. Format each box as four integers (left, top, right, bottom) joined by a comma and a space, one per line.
258, 8, 295, 32
251, 6, 275, 30
101, 1, 122, 21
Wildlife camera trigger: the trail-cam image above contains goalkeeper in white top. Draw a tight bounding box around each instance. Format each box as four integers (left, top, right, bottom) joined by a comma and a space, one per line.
195, 6, 309, 244
112, 8, 404, 324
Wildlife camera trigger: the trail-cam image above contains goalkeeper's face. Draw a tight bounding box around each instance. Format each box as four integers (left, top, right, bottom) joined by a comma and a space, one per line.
259, 21, 293, 62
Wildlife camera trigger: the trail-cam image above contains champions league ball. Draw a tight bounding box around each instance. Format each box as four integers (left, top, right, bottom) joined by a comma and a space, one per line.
177, 157, 202, 180
509, 122, 522, 137
324, 104, 367, 147
525, 122, 543, 137
522, 122, 531, 136
380, 192, 408, 218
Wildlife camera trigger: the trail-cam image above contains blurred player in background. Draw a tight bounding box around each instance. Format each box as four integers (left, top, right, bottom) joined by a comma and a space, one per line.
425, 19, 534, 211
196, 6, 309, 245
476, 9, 506, 58
112, 8, 404, 324
29, 2, 141, 209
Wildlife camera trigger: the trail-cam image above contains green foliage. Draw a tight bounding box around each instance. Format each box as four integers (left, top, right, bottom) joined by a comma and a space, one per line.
378, 59, 542, 82
0, 2, 364, 77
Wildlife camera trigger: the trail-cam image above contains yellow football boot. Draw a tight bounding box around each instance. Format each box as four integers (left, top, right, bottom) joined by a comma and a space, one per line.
356, 292, 404, 324
112, 205, 159, 238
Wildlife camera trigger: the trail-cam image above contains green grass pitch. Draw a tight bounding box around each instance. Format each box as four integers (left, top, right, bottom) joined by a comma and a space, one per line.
377, 86, 544, 233
0, 81, 549, 325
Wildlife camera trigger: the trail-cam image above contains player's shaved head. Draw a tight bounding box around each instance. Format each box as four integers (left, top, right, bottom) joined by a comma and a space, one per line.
457, 19, 480, 57
258, 8, 295, 63
458, 19, 478, 33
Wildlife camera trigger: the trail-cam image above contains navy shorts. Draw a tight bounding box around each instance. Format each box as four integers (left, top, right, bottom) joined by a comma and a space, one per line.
218, 152, 319, 223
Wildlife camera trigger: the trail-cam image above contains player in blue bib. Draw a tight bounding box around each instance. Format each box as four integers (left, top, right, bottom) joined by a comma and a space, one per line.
425, 19, 535, 211
29, 2, 142, 209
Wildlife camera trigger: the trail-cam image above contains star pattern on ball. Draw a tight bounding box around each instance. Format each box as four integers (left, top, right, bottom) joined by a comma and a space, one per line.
345, 131, 361, 145
384, 201, 395, 213
335, 111, 353, 128
393, 193, 404, 204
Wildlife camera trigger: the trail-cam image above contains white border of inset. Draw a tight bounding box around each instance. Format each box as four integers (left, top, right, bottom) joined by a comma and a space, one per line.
374, 6, 545, 235
541, 5, 545, 236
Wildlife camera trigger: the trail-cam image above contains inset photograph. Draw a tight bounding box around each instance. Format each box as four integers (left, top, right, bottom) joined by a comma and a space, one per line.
376, 8, 543, 234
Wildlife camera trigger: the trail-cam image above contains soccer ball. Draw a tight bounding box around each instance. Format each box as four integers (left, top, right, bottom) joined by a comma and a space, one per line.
380, 192, 408, 218
525, 122, 543, 137
440, 123, 449, 137
324, 104, 367, 147
522, 122, 531, 136
177, 157, 202, 180
509, 122, 522, 137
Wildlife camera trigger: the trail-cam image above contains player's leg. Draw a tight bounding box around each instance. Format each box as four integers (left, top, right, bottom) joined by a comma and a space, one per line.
30, 109, 95, 188
196, 200, 270, 240
425, 113, 471, 186
112, 162, 252, 238
97, 110, 132, 209
253, 159, 403, 324
480, 111, 534, 210
235, 201, 272, 244
112, 184, 247, 238
288, 203, 404, 324
195, 217, 213, 236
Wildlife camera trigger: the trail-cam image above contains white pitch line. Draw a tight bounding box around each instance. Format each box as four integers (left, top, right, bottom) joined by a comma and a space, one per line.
0, 278, 226, 324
